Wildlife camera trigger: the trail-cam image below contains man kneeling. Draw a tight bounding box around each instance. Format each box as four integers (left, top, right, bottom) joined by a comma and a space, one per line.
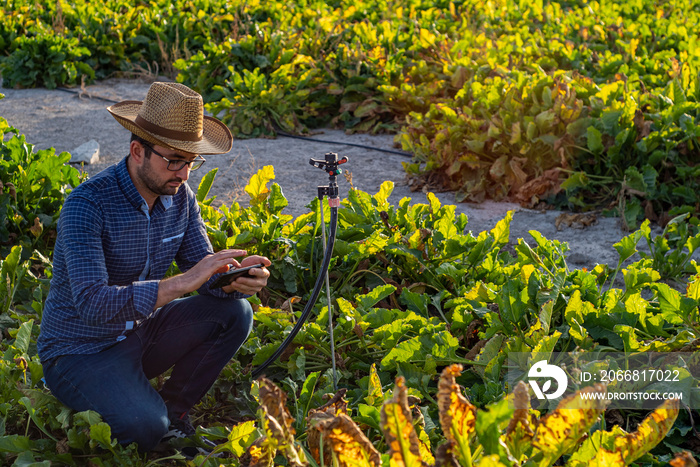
37, 82, 271, 456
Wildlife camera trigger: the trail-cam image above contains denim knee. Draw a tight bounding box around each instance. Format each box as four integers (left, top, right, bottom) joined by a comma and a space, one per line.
230, 298, 254, 336
111, 407, 169, 452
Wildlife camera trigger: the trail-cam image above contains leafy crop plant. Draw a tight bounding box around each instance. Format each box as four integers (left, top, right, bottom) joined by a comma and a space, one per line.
199, 365, 688, 467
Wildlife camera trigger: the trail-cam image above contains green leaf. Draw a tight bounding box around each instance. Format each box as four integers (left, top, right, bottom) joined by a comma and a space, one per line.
475, 397, 513, 457
655, 283, 685, 325
380, 331, 459, 371
74, 410, 103, 427
586, 126, 603, 155
196, 168, 218, 203
356, 404, 382, 431
613, 225, 648, 263
11, 451, 51, 467
539, 300, 554, 335
568, 426, 627, 467
560, 172, 589, 192
1, 245, 22, 285
357, 284, 397, 312
0, 435, 34, 453
13, 320, 33, 354
624, 166, 646, 193
399, 289, 429, 316
287, 348, 307, 381
475, 335, 504, 381
491, 211, 513, 246
299, 371, 320, 417
496, 281, 528, 332
19, 397, 56, 442
373, 181, 394, 208
89, 422, 116, 449
268, 183, 288, 214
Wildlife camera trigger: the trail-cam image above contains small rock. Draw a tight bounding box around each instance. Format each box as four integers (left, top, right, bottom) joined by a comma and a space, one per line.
70, 139, 100, 165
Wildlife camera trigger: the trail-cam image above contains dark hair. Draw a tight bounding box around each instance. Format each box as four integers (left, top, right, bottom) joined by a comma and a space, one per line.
130, 133, 153, 158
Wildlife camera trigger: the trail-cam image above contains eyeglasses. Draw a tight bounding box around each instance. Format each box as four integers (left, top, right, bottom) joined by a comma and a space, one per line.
142, 143, 206, 171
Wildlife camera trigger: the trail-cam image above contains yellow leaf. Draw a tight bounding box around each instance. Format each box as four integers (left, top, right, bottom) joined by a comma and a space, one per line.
575, 401, 681, 467
245, 165, 275, 206
589, 449, 626, 467
476, 454, 509, 467
225, 420, 258, 457
438, 365, 477, 466
381, 377, 423, 467
687, 275, 700, 301
615, 398, 680, 464
520, 264, 536, 285
419, 28, 436, 48
365, 363, 384, 407
533, 383, 608, 465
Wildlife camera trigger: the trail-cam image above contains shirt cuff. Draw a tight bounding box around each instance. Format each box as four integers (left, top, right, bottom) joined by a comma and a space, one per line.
132, 280, 160, 318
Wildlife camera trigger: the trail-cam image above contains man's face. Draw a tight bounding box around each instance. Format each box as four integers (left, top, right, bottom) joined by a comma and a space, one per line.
136, 143, 196, 197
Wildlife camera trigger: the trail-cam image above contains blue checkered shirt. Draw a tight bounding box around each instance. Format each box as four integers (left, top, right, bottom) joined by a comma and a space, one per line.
37, 156, 245, 363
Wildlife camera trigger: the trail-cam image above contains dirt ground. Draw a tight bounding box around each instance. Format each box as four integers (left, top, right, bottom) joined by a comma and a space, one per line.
0, 78, 665, 269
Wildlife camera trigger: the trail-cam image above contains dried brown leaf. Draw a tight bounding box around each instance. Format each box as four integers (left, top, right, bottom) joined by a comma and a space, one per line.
240, 438, 273, 467
280, 296, 301, 313
514, 168, 563, 207
437, 365, 477, 466
259, 377, 295, 437
505, 381, 533, 437
308, 412, 381, 467
670, 451, 699, 467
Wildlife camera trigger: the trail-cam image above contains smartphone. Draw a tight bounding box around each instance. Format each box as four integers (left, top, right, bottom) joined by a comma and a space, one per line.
209, 263, 265, 289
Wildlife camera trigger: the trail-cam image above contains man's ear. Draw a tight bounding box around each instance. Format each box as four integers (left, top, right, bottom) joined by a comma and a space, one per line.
130, 140, 146, 164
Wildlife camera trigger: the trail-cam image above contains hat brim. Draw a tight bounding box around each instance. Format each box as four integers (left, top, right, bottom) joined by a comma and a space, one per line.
107, 101, 233, 155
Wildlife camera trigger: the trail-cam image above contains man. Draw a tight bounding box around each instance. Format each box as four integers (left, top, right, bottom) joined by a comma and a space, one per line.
37, 82, 270, 455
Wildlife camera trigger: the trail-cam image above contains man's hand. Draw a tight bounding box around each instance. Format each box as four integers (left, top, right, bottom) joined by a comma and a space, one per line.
156, 249, 247, 308
221, 255, 271, 295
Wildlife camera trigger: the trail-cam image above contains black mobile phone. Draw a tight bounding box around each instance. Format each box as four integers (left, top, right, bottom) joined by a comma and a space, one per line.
209, 263, 265, 289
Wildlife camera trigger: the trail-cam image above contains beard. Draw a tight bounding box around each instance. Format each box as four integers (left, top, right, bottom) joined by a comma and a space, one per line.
137, 157, 184, 197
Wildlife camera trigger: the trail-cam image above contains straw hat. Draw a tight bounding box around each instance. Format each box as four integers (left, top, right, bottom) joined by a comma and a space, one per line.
107, 82, 232, 155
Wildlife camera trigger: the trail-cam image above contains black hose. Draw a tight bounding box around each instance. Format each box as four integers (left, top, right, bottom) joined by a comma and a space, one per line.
276, 130, 413, 157
251, 205, 338, 379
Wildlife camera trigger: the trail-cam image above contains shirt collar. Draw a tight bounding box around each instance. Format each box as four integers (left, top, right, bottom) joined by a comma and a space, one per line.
116, 156, 174, 212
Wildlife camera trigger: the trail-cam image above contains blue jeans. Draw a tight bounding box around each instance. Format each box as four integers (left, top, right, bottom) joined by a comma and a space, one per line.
42, 295, 254, 451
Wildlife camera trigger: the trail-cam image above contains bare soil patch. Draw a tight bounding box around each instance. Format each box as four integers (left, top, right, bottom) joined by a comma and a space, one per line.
0, 78, 658, 268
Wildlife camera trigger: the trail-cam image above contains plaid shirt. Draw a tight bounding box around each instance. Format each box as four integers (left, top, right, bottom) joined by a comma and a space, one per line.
38, 156, 244, 362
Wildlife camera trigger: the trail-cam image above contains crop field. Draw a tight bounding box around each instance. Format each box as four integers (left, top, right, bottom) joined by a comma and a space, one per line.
2, 0, 700, 465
